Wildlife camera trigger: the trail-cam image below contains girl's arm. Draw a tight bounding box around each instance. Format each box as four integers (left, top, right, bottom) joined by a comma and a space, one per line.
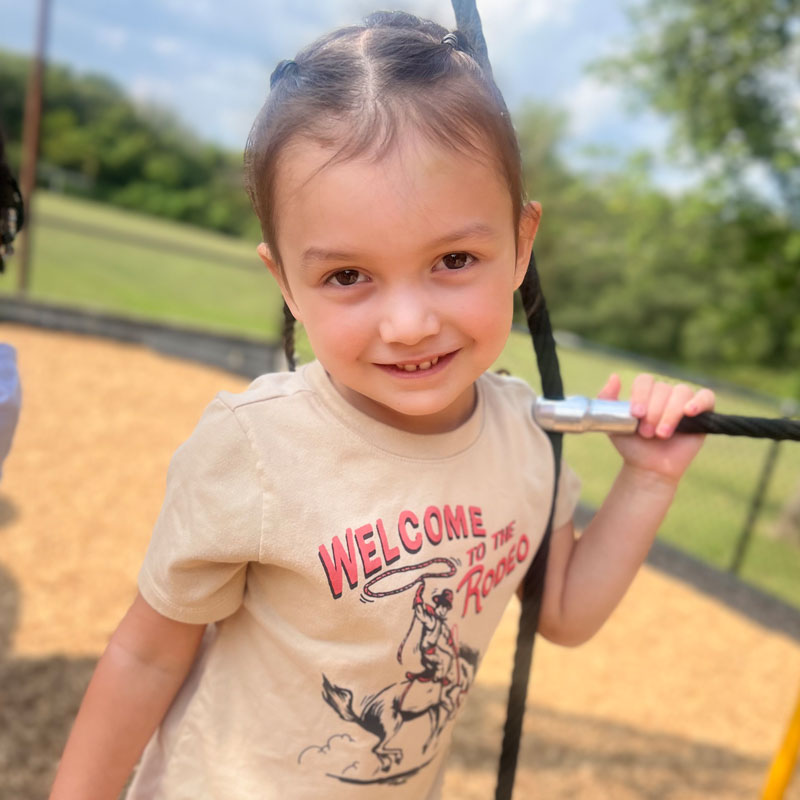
49, 592, 206, 800
537, 373, 715, 647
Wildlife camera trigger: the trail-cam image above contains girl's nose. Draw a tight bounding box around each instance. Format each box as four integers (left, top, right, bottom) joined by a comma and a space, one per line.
378, 289, 441, 345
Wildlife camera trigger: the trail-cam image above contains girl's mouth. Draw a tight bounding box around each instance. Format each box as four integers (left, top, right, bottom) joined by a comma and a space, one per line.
377, 351, 456, 376
396, 356, 439, 372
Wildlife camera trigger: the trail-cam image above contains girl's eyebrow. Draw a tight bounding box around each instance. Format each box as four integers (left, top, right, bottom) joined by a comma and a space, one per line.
427, 222, 498, 249
300, 223, 499, 267
300, 247, 358, 267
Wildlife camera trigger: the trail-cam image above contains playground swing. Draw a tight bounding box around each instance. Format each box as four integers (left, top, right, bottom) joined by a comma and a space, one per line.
275, 2, 800, 795
763, 686, 800, 800
438, 6, 800, 800
438, 3, 800, 799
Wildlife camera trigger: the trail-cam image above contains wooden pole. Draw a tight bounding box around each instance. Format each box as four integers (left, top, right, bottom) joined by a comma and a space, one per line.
17, 0, 52, 293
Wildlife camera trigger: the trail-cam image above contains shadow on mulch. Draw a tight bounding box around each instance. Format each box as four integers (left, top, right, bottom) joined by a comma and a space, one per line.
0, 565, 97, 800
0, 495, 19, 528
575, 504, 800, 645
450, 682, 774, 800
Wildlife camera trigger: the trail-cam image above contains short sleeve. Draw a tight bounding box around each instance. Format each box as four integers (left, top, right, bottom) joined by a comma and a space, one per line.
490, 370, 583, 532
138, 398, 263, 624
552, 458, 582, 530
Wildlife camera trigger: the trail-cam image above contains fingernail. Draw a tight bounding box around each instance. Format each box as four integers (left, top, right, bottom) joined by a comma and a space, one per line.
632, 403, 646, 417
656, 423, 672, 437
687, 403, 698, 414
638, 422, 654, 437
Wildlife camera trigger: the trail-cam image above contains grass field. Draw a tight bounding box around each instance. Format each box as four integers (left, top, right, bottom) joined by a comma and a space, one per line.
4, 190, 799, 609
5, 192, 282, 338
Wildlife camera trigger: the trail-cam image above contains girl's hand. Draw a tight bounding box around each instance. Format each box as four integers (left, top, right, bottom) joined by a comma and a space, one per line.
597, 373, 715, 483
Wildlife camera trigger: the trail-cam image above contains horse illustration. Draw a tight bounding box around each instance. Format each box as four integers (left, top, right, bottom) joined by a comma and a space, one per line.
321, 644, 479, 772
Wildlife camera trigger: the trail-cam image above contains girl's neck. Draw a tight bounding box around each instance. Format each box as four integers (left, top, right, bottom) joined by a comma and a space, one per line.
329, 375, 478, 435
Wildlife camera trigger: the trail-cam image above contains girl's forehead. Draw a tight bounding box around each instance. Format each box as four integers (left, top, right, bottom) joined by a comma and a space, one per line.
277, 129, 497, 186
273, 131, 514, 237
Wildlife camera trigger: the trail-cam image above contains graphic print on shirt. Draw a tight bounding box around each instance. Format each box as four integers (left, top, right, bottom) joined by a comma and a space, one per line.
319, 574, 478, 781
300, 504, 532, 786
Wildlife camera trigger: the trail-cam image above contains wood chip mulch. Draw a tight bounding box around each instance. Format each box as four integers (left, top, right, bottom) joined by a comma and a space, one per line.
1, 323, 799, 800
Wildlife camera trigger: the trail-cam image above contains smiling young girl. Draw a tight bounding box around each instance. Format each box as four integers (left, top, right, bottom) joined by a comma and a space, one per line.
50, 11, 714, 800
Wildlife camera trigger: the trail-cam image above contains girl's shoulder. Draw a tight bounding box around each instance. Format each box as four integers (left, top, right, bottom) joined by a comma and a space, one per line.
477, 370, 546, 438
215, 365, 315, 414
479, 369, 538, 407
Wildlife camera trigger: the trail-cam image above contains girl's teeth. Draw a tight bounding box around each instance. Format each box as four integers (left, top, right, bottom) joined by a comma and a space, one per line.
398, 356, 440, 372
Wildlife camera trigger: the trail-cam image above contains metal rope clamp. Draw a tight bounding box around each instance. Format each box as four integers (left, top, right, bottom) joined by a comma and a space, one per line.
533, 396, 639, 434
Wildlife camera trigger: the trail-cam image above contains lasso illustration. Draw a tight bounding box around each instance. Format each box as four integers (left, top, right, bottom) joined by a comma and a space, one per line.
360, 557, 459, 666
362, 557, 457, 599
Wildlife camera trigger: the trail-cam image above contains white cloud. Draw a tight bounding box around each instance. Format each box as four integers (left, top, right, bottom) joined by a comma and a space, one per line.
219, 107, 262, 145
339, 0, 447, 29
168, 55, 269, 146
340, 0, 576, 37
481, 0, 578, 33
94, 24, 129, 52
188, 56, 265, 97
626, 111, 672, 153
163, 0, 216, 22
151, 35, 185, 57
563, 75, 624, 137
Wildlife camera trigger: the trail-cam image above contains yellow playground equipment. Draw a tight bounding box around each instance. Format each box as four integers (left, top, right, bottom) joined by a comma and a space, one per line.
762, 683, 800, 799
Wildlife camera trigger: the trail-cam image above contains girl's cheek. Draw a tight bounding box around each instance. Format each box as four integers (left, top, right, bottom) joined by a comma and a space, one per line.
318, 315, 373, 349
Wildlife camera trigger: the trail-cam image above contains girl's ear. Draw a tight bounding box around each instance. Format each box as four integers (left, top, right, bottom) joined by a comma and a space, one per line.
257, 243, 302, 321
513, 201, 542, 290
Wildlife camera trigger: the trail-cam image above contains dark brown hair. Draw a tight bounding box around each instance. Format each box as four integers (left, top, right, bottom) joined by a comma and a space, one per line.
244, 10, 524, 268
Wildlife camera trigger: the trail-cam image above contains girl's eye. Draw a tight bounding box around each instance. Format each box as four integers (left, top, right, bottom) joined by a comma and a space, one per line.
441, 252, 473, 270
327, 269, 363, 286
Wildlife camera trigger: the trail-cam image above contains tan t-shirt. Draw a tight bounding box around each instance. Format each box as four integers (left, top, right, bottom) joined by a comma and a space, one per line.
128, 361, 581, 800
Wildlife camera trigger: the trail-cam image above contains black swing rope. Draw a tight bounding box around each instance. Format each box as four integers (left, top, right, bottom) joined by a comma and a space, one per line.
496, 252, 564, 800
497, 272, 799, 800
676, 412, 799, 440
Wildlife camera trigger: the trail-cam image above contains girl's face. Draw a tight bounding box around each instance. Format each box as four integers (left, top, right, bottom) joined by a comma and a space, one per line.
259, 130, 539, 434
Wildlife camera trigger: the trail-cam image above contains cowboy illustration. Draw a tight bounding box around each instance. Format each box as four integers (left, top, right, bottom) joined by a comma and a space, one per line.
317, 564, 478, 778
407, 581, 457, 685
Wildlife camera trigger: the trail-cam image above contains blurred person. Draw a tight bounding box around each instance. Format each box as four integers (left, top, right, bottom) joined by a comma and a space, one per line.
0, 129, 22, 477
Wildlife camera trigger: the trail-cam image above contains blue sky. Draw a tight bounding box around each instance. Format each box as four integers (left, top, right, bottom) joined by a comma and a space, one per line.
2, 0, 687, 186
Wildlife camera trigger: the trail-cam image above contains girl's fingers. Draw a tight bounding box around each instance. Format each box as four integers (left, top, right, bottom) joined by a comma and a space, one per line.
639, 381, 672, 437
597, 373, 621, 401
629, 373, 654, 419
684, 388, 716, 416
654, 383, 694, 438
601, 374, 715, 440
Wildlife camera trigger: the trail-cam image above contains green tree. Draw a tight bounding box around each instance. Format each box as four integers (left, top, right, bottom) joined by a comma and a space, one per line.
0, 50, 258, 238
597, 0, 799, 210
591, 0, 799, 371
